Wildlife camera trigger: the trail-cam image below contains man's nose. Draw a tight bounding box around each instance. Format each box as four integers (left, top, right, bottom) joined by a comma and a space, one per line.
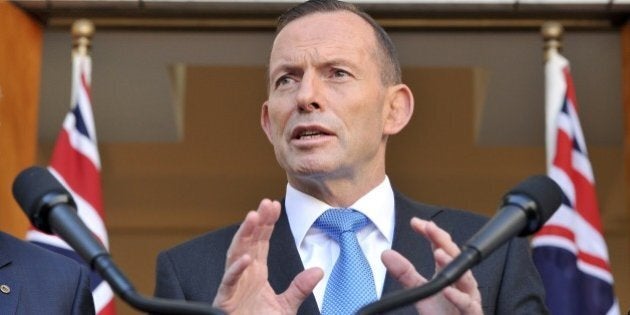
296, 73, 322, 112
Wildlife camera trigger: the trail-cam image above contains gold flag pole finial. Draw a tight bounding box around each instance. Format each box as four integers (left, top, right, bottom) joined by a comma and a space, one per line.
72, 19, 94, 55
542, 21, 563, 62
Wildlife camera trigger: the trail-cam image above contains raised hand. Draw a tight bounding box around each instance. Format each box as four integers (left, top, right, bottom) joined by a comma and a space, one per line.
382, 218, 483, 315
213, 199, 323, 315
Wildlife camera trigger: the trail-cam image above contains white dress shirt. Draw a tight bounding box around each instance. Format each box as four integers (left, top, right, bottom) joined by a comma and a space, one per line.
285, 177, 396, 310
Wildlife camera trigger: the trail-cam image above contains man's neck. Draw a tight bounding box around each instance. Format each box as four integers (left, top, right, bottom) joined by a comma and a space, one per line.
288, 173, 386, 208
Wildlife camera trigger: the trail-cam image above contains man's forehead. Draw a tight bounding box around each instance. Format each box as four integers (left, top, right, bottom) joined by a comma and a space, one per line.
270, 11, 376, 58
274, 11, 373, 44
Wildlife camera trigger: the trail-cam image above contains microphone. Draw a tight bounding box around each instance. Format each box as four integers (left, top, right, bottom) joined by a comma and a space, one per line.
12, 166, 225, 315
358, 175, 562, 315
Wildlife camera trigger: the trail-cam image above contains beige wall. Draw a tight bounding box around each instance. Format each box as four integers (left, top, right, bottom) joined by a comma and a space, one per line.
40, 66, 628, 313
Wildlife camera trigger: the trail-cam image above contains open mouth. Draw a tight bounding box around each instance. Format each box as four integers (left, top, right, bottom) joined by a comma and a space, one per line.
297, 130, 326, 139
292, 126, 333, 140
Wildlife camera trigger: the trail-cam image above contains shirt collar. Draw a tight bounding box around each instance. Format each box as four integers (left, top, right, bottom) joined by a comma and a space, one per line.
285, 176, 395, 249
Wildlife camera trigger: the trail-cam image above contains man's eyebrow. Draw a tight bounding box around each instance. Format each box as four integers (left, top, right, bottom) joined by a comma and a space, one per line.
320, 58, 360, 70
269, 56, 360, 78
269, 64, 302, 79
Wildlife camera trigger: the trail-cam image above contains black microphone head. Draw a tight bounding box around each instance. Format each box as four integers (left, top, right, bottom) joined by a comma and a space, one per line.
503, 175, 562, 236
12, 166, 76, 234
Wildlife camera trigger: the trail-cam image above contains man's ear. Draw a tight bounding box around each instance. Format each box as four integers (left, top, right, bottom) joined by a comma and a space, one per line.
383, 84, 414, 135
261, 101, 274, 143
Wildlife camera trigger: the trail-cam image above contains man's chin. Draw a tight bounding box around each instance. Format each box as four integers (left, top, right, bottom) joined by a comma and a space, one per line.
288, 162, 337, 178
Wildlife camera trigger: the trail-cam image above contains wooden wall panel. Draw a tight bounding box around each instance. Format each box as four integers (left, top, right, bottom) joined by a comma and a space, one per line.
623, 25, 630, 206
619, 22, 630, 312
0, 0, 42, 237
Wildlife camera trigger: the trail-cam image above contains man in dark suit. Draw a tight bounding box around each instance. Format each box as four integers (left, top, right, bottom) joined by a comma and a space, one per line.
155, 0, 548, 314
0, 231, 95, 314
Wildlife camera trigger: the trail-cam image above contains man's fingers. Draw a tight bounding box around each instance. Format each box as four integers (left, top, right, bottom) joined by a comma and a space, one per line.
411, 218, 461, 257
214, 254, 253, 305
443, 287, 483, 315
254, 199, 281, 259
406, 218, 483, 315
222, 254, 252, 287
281, 267, 324, 310
434, 248, 481, 303
381, 249, 426, 288
433, 248, 451, 271
412, 218, 480, 296
226, 199, 280, 264
256, 199, 281, 232
226, 211, 259, 264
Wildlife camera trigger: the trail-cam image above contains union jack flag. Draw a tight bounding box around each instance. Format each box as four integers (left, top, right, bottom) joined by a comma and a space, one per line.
26, 52, 116, 314
530, 48, 619, 315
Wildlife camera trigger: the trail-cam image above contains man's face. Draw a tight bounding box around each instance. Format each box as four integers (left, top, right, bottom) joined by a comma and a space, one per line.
261, 11, 392, 184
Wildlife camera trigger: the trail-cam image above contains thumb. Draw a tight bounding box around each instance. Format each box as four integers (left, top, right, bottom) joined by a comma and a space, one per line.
280, 267, 324, 310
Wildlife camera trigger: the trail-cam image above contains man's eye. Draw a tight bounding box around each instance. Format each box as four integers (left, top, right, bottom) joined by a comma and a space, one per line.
275, 76, 294, 88
332, 69, 350, 78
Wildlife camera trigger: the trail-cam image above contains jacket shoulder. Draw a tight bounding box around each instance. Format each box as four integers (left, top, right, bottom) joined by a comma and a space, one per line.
154, 223, 241, 302
160, 223, 240, 260
394, 190, 489, 240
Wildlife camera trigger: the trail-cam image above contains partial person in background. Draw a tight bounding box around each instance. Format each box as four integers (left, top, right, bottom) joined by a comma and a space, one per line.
0, 231, 95, 314
154, 0, 548, 314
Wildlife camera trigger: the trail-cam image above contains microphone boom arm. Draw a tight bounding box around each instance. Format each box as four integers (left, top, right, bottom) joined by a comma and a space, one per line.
357, 176, 561, 315
18, 167, 224, 315
48, 196, 223, 315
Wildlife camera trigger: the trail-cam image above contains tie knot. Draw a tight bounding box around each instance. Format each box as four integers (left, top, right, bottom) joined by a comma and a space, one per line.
314, 209, 369, 239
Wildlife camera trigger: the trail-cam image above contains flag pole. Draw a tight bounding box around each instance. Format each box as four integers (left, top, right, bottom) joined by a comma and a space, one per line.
541, 21, 563, 62
72, 19, 94, 56
541, 21, 565, 171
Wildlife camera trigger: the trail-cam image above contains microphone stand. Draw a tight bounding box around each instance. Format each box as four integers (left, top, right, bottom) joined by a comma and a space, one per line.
50, 197, 224, 315
94, 255, 222, 315
358, 192, 551, 315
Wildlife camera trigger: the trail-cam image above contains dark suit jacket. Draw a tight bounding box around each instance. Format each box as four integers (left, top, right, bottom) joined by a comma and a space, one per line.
155, 191, 548, 314
0, 231, 95, 315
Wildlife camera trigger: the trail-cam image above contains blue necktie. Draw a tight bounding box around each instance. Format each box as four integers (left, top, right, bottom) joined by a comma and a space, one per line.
314, 209, 377, 315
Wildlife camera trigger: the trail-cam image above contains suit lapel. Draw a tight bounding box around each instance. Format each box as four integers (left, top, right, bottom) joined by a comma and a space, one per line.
0, 248, 12, 270
0, 235, 20, 315
268, 205, 320, 315
381, 191, 440, 314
